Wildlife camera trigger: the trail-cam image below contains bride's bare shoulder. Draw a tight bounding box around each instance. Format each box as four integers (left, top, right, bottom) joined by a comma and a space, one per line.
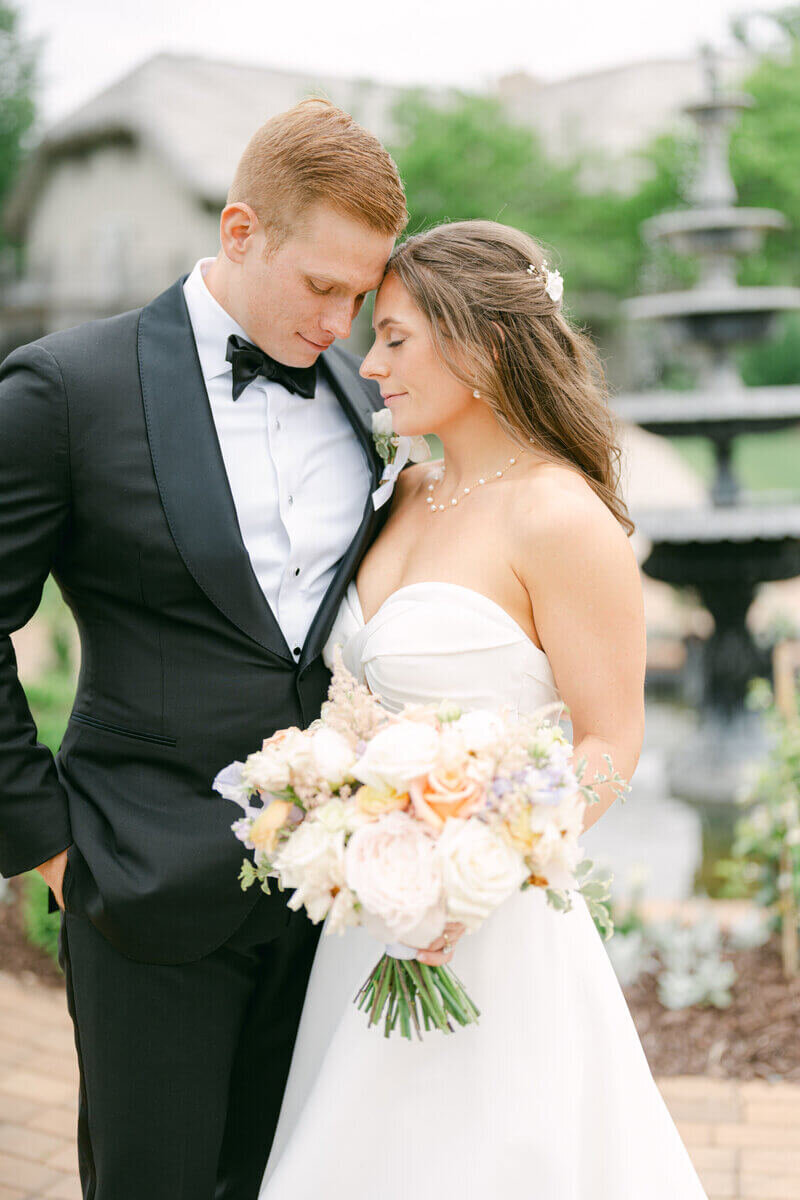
511, 460, 633, 559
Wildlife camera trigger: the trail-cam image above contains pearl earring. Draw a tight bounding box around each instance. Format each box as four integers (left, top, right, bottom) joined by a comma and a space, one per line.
473, 388, 481, 399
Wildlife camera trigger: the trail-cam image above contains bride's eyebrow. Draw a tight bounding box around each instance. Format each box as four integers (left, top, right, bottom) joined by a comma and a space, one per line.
373, 317, 405, 332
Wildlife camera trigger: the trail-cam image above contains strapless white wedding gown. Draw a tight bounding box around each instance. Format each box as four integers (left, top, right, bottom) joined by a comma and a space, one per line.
259, 581, 708, 1200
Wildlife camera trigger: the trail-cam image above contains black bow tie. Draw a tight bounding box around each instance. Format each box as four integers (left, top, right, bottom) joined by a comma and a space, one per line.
225, 335, 317, 401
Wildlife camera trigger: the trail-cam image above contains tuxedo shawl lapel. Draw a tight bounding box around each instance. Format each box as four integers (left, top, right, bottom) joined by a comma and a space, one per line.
298, 347, 386, 672
137, 278, 294, 665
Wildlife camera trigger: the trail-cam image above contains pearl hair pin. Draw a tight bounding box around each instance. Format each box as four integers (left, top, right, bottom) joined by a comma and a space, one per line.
425, 438, 534, 512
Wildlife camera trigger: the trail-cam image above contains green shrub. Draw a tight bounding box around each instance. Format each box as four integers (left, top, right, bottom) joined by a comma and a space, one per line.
23, 870, 61, 964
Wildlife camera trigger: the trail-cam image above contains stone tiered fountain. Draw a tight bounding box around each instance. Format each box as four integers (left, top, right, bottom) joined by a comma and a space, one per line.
614, 48, 800, 846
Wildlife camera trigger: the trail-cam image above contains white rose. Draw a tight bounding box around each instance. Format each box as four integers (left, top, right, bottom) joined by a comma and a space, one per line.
344, 810, 445, 948
452, 710, 505, 753
314, 797, 370, 835
242, 748, 290, 795
352, 720, 440, 792
371, 407, 394, 436
272, 820, 346, 923
311, 727, 356, 786
437, 817, 527, 930
242, 729, 315, 794
281, 728, 316, 770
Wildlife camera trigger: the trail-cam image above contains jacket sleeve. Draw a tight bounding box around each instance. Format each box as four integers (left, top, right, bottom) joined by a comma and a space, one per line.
0, 343, 73, 878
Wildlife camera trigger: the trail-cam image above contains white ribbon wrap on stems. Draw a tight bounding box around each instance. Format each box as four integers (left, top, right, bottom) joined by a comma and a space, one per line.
371, 437, 412, 511
384, 942, 419, 960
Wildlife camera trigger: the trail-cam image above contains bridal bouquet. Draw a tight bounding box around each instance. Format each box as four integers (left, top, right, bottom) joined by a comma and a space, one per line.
213, 650, 626, 1040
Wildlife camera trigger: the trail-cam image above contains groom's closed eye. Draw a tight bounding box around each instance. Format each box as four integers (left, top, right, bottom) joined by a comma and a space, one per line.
307, 279, 366, 316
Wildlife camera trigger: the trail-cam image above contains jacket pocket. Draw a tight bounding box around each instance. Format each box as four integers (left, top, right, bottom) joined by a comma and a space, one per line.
70, 711, 177, 747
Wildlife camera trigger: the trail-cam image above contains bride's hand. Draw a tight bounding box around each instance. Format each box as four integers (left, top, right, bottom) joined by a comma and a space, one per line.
417, 922, 466, 966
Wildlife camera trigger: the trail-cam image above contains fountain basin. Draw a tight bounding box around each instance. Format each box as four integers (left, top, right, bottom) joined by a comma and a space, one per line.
614, 384, 800, 438
641, 206, 786, 258
635, 502, 800, 558
637, 510, 800, 727
624, 285, 800, 346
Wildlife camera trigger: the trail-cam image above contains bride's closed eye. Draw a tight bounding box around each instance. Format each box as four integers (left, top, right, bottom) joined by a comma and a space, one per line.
387, 339, 405, 349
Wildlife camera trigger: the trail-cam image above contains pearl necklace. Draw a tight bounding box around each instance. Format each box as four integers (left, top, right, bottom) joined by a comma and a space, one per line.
425, 438, 534, 513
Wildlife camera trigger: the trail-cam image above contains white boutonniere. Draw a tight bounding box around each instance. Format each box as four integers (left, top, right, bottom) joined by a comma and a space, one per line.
370, 408, 431, 511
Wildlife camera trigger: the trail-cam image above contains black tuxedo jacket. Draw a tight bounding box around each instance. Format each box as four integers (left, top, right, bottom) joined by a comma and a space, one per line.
0, 277, 389, 962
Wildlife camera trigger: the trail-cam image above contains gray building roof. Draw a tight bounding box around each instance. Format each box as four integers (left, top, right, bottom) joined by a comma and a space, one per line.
7, 48, 757, 238
6, 53, 414, 236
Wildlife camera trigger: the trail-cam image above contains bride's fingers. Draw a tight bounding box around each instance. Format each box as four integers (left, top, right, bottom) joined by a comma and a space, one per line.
417, 925, 466, 964
444, 922, 466, 940
417, 945, 455, 965
421, 923, 467, 956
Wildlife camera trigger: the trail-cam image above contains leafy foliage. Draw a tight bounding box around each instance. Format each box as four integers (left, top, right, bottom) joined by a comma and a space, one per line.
18, 577, 77, 964
389, 34, 800, 380
23, 870, 60, 962
713, 680, 800, 950
0, 3, 37, 254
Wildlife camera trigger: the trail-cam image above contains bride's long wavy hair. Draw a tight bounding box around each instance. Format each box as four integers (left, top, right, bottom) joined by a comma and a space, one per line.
386, 221, 633, 536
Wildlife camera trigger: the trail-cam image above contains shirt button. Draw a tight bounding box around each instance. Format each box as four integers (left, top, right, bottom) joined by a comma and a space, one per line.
294, 567, 300, 576
293, 646, 301, 657
275, 419, 281, 431
288, 495, 294, 505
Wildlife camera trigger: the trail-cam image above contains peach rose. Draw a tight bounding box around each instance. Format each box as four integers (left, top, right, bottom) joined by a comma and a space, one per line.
410, 767, 485, 834
250, 799, 293, 856
354, 785, 410, 819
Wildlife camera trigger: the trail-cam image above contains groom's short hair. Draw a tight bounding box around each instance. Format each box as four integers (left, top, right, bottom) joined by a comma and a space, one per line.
228, 98, 407, 242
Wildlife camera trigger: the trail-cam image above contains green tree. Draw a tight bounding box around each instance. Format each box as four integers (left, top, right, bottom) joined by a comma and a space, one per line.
732, 16, 800, 383
0, 2, 37, 255
390, 24, 800, 385
390, 91, 642, 323
389, 89, 704, 349
731, 42, 800, 286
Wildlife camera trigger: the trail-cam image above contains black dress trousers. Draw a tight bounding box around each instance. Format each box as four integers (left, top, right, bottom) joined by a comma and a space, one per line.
58, 897, 321, 1200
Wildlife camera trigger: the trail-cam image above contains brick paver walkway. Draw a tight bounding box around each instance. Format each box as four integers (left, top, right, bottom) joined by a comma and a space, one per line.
1, 969, 799, 1199
0, 973, 78, 1199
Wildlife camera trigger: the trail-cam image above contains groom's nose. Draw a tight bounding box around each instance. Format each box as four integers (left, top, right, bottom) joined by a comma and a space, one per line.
320, 298, 356, 342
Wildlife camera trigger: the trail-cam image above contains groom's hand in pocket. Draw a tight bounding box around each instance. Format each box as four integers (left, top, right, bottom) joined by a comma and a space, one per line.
417, 921, 466, 966
36, 847, 70, 912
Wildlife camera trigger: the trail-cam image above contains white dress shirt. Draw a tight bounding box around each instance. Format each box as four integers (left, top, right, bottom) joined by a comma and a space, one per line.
183, 258, 372, 661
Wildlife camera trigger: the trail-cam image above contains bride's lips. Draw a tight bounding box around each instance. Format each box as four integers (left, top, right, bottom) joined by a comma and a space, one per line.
382, 392, 408, 404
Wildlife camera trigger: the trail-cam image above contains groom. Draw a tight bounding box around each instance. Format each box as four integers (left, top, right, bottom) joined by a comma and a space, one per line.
0, 99, 406, 1198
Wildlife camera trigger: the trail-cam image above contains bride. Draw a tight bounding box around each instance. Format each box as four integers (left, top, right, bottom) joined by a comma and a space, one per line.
259, 221, 708, 1199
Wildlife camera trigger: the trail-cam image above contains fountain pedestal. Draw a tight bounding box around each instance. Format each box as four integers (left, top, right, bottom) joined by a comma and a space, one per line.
615, 47, 800, 862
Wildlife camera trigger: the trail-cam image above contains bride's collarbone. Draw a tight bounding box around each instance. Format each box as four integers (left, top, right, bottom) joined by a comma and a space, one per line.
356, 471, 538, 626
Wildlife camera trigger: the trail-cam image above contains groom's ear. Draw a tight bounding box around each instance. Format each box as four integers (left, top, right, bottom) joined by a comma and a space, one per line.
219, 202, 262, 263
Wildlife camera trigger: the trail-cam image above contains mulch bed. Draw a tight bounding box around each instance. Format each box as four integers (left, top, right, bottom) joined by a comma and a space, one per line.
2, 885, 799, 1079
0, 878, 63, 988
623, 934, 800, 1081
